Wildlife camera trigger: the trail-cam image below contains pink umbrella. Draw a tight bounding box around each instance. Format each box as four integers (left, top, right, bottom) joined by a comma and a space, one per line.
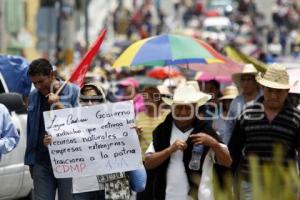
196, 72, 232, 83
179, 55, 242, 77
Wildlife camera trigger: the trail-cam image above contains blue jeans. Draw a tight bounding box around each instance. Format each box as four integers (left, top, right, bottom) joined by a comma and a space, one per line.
240, 180, 252, 200
73, 190, 105, 200
136, 167, 155, 200
128, 167, 147, 192
32, 163, 73, 200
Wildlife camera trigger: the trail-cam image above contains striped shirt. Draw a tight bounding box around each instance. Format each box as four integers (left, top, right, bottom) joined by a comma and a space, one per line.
228, 97, 300, 177
136, 110, 169, 159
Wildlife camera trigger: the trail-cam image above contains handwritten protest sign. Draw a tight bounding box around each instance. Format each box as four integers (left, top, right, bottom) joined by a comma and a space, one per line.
43, 101, 143, 178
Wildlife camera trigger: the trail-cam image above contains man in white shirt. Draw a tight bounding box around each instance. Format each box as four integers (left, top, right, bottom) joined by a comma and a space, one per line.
144, 82, 232, 200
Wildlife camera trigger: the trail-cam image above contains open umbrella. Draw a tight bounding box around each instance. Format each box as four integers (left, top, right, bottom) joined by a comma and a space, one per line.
147, 67, 182, 79
133, 75, 163, 87
113, 34, 226, 67
195, 71, 231, 83
113, 34, 241, 76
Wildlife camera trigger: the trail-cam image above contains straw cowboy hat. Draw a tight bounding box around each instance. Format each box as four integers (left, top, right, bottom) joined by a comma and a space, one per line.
219, 85, 239, 100
232, 64, 258, 87
256, 63, 292, 89
162, 81, 211, 106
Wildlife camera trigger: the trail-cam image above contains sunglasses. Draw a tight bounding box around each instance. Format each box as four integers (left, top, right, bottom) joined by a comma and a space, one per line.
80, 96, 104, 103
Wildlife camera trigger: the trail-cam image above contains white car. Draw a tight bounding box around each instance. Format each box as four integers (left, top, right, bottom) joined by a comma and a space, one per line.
201, 16, 232, 42
206, 0, 237, 15
0, 73, 32, 200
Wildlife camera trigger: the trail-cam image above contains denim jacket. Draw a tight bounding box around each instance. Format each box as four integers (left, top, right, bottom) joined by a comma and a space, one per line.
24, 83, 79, 165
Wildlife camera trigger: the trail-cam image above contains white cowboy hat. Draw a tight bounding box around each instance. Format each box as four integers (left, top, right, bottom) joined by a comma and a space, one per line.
157, 85, 171, 96
219, 85, 239, 100
256, 63, 291, 89
163, 77, 186, 88
232, 64, 258, 87
162, 81, 211, 106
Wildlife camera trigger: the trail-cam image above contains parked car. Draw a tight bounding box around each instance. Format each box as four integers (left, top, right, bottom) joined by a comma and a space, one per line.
0, 73, 32, 200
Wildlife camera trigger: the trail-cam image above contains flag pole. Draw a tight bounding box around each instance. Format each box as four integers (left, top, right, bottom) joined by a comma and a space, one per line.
55, 78, 69, 95
54, 28, 107, 95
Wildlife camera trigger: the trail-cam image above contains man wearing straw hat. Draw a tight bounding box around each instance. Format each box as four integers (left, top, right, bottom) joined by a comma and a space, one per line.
144, 81, 232, 200
25, 58, 79, 200
224, 64, 262, 144
228, 64, 300, 200
213, 85, 239, 141
213, 85, 239, 189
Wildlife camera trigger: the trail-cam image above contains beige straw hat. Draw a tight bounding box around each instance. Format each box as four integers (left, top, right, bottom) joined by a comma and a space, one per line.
219, 85, 239, 100
256, 63, 291, 89
232, 64, 258, 87
162, 81, 211, 106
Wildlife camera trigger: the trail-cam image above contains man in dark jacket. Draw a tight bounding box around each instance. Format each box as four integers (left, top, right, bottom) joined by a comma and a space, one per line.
25, 58, 79, 200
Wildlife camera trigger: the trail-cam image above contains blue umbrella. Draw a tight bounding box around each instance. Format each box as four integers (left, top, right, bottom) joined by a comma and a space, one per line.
0, 55, 31, 96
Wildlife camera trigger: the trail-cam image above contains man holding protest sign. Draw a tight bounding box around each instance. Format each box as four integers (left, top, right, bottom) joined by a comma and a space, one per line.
25, 58, 79, 200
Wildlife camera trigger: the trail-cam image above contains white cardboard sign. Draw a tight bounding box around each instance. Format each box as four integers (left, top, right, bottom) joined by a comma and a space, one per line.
43, 101, 142, 178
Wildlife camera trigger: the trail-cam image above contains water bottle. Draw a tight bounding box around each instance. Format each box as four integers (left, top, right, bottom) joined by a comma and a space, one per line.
189, 144, 204, 170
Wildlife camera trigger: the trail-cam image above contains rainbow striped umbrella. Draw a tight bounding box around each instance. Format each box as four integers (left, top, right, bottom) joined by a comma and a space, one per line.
113, 34, 226, 68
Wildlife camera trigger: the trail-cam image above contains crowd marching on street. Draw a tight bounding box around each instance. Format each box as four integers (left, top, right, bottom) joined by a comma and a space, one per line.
1, 0, 300, 200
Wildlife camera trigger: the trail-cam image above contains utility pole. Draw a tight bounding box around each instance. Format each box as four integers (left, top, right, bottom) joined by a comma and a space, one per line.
84, 0, 89, 49
0, 0, 6, 53
55, 0, 63, 64
61, 0, 75, 66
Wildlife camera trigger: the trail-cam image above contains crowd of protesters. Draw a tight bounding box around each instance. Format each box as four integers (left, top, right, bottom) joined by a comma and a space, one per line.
2, 0, 300, 200
1, 55, 299, 200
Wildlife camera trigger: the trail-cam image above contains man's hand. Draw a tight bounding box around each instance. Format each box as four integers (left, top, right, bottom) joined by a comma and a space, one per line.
189, 133, 218, 148
43, 134, 52, 147
169, 139, 187, 153
52, 102, 64, 110
47, 93, 59, 104
131, 125, 143, 136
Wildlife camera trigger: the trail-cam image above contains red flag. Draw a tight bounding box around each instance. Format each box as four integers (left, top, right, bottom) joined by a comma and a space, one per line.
69, 29, 107, 88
